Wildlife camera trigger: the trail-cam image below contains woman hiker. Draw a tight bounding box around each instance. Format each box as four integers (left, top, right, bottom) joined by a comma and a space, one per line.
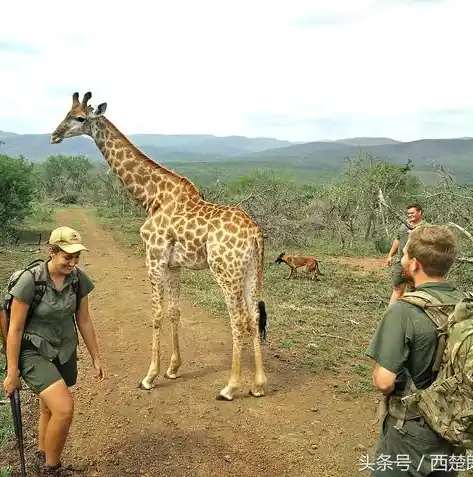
2, 226, 105, 476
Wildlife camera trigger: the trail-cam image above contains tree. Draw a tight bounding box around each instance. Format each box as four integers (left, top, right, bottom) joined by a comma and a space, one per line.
40, 154, 94, 203
0, 154, 37, 231
322, 152, 421, 248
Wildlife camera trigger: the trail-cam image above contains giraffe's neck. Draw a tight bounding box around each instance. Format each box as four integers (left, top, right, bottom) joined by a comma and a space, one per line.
89, 117, 201, 214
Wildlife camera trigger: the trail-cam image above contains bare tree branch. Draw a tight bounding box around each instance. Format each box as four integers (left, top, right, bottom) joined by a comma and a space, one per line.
377, 189, 413, 230
457, 257, 473, 264
448, 221, 473, 245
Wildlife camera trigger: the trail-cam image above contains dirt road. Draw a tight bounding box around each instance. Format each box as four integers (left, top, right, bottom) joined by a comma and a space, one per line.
7, 208, 381, 476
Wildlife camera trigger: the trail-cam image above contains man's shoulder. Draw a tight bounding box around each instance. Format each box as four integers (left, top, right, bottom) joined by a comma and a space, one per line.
415, 219, 430, 228
387, 298, 427, 320
373, 300, 421, 333
414, 282, 465, 301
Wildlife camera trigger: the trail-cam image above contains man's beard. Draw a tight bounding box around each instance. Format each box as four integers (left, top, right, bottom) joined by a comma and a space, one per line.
401, 264, 414, 284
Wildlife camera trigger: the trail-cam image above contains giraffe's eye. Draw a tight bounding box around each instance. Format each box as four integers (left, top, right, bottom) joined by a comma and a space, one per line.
75, 117, 86, 123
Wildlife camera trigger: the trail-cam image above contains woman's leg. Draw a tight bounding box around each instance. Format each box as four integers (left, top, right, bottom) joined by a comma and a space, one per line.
38, 379, 74, 468
38, 397, 52, 453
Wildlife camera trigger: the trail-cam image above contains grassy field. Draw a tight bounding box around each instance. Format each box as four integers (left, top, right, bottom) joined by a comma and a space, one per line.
96, 211, 392, 398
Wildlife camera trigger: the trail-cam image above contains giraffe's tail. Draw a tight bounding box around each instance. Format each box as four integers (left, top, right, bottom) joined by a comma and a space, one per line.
254, 232, 267, 343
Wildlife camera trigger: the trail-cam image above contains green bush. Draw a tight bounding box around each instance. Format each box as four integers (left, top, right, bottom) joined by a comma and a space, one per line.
373, 236, 391, 254
0, 154, 37, 232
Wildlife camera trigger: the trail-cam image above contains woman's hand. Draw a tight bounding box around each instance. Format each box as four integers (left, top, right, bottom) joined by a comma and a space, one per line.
3, 371, 22, 398
93, 358, 105, 382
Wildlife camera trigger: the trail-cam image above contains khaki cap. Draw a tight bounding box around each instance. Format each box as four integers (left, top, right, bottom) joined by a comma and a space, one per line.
48, 226, 88, 254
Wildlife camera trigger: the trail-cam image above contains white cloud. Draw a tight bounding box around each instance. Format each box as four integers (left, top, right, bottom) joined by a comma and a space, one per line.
1, 0, 472, 141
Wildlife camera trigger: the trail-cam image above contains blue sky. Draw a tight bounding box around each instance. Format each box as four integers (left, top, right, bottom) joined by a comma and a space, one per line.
1, 0, 471, 142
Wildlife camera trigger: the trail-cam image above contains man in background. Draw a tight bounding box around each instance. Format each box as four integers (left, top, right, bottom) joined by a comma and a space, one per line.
386, 203, 425, 304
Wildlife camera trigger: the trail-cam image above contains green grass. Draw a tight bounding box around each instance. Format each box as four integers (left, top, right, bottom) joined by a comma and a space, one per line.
0, 465, 12, 477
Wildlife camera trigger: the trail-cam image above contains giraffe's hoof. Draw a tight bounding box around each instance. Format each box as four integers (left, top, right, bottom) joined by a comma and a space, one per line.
138, 380, 152, 390
216, 392, 234, 401
249, 388, 265, 398
164, 371, 180, 380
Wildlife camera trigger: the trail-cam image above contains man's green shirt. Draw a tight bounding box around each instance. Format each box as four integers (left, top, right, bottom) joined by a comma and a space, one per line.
365, 281, 465, 393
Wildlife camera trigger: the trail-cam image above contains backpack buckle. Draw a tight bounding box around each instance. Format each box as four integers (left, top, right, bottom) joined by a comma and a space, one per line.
401, 393, 419, 406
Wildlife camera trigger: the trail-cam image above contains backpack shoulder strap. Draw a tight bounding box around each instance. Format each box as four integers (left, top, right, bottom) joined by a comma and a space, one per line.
28, 260, 48, 318
71, 268, 81, 311
399, 290, 451, 329
5, 260, 48, 326
392, 290, 452, 431
399, 289, 455, 375
68, 268, 82, 342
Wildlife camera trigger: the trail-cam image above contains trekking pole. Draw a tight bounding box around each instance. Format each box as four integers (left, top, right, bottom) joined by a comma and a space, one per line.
10, 388, 27, 477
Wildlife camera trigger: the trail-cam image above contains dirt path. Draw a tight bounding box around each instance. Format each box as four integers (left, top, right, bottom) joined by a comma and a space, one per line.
12, 208, 382, 476
329, 256, 388, 277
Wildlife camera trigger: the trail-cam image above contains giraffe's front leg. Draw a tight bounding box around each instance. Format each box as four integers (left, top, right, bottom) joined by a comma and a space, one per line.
164, 267, 182, 380
139, 262, 167, 390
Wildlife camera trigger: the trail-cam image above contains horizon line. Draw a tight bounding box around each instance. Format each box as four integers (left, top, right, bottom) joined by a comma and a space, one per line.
1, 129, 473, 144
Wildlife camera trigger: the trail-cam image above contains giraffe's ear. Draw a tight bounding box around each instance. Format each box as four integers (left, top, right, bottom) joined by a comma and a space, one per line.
92, 102, 107, 117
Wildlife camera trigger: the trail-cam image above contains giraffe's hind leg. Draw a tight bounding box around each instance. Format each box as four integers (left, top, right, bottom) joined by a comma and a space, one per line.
207, 259, 248, 402
164, 267, 182, 380
215, 286, 248, 401
244, 255, 267, 398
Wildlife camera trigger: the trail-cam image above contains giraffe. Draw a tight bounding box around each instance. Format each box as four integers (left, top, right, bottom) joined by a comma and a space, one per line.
50, 92, 268, 401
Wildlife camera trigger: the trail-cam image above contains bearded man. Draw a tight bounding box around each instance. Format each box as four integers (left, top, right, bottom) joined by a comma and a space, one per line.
365, 224, 466, 477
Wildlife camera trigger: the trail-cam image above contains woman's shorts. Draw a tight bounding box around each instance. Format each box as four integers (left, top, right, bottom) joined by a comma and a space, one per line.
19, 347, 78, 395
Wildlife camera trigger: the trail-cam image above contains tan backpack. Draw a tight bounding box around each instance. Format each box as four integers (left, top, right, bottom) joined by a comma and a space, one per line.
393, 289, 473, 449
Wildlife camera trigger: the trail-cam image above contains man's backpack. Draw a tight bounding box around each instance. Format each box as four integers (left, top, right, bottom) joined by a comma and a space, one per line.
3, 259, 81, 339
396, 289, 473, 450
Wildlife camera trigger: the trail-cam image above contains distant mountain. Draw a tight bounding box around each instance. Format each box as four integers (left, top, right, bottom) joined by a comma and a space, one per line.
0, 130, 18, 140
0, 132, 294, 162
231, 137, 473, 182
1, 130, 473, 182
334, 137, 401, 146
130, 134, 294, 155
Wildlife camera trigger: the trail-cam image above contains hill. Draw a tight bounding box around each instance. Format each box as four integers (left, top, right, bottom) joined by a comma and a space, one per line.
334, 137, 401, 146
0, 130, 18, 140
0, 133, 294, 162
1, 130, 473, 183
236, 137, 473, 180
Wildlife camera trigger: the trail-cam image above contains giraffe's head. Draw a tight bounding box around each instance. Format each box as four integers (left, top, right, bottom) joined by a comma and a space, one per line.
51, 92, 107, 144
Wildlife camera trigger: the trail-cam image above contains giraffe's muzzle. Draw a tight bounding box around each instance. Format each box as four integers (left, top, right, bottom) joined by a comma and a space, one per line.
51, 134, 63, 144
